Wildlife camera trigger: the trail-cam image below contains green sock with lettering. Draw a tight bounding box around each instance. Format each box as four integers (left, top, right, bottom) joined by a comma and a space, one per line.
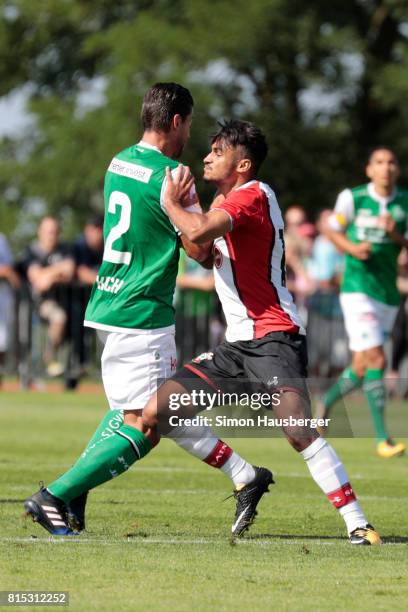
363, 369, 388, 442
58, 409, 124, 504
48, 424, 151, 503
323, 366, 362, 412
83, 409, 124, 452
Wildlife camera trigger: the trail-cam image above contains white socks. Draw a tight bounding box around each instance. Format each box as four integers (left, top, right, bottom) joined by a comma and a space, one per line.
166, 424, 256, 486
221, 452, 256, 486
301, 437, 367, 534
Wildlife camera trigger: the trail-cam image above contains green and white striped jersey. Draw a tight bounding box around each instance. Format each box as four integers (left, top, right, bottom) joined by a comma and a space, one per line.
331, 182, 408, 306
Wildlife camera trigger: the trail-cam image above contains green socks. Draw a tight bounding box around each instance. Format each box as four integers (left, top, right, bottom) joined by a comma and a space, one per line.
323, 366, 389, 442
363, 369, 388, 442
323, 366, 362, 411
82, 409, 124, 456
48, 424, 151, 503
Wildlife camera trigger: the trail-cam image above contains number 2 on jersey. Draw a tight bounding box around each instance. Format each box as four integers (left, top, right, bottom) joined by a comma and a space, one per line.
103, 191, 132, 265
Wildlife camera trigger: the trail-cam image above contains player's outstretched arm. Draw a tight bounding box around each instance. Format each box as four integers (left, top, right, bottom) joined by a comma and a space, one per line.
164, 166, 231, 243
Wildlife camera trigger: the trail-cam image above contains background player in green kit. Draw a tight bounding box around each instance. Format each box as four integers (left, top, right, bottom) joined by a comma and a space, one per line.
24, 83, 272, 536
318, 147, 407, 458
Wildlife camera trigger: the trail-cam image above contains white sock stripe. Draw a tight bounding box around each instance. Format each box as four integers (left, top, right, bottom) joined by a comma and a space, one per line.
115, 430, 141, 458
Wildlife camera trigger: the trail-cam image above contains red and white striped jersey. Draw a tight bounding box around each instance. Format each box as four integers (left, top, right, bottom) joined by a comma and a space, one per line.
212, 180, 305, 342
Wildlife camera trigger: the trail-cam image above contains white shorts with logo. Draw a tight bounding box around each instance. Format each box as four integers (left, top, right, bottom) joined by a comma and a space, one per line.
340, 292, 398, 352
97, 327, 177, 411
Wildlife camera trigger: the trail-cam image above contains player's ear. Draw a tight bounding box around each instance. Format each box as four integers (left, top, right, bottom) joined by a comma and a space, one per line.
365, 163, 373, 180
237, 158, 252, 175
173, 114, 182, 130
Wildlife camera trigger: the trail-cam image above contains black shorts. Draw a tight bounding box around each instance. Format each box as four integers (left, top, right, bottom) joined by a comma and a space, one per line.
172, 331, 309, 402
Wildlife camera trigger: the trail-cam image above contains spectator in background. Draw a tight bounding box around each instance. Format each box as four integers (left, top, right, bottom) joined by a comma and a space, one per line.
307, 210, 346, 376
285, 204, 307, 235
24, 216, 75, 377
0, 234, 21, 385
73, 215, 104, 286
308, 209, 344, 289
284, 205, 316, 321
67, 215, 104, 388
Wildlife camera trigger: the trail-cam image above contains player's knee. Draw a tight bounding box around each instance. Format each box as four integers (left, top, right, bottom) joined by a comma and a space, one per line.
365, 348, 386, 371
124, 410, 144, 429
142, 404, 159, 430
351, 353, 367, 377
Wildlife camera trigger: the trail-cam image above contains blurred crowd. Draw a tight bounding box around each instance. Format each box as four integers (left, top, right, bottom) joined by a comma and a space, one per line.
1, 206, 408, 389
0, 215, 104, 385
284, 205, 344, 319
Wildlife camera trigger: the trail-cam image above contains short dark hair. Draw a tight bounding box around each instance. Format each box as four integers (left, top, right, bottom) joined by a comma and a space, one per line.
211, 120, 268, 174
367, 146, 398, 164
141, 83, 194, 132
86, 214, 104, 228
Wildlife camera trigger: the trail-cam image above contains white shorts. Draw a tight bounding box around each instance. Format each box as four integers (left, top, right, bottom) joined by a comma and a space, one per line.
97, 328, 177, 411
340, 292, 398, 352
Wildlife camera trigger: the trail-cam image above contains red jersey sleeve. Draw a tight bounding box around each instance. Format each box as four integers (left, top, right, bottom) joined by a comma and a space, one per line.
212, 185, 260, 229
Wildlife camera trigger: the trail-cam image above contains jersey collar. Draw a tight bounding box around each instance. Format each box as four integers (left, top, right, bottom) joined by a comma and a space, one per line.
137, 140, 162, 154
367, 182, 397, 205
235, 179, 258, 191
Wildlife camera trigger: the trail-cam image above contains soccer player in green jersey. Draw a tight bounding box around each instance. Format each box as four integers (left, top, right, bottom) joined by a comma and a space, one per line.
24, 83, 272, 536
318, 147, 407, 458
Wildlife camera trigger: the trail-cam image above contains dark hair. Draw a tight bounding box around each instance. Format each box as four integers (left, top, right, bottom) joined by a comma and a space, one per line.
141, 83, 194, 132
367, 146, 398, 164
86, 214, 104, 228
211, 120, 268, 174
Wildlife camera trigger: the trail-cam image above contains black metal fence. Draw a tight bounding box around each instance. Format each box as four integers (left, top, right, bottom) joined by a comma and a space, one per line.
4, 283, 350, 389
8, 283, 96, 389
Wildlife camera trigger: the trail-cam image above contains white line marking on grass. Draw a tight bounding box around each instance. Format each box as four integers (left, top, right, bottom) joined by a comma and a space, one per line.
4, 488, 406, 501
1, 537, 404, 546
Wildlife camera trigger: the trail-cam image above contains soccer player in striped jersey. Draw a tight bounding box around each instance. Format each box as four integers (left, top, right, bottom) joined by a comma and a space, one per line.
140, 120, 381, 544
24, 84, 272, 537
318, 148, 407, 458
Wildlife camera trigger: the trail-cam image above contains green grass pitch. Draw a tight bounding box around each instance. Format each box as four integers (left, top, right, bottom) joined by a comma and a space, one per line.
0, 391, 407, 611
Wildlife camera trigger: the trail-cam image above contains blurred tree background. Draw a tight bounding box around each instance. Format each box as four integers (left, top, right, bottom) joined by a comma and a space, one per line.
1, 0, 408, 250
